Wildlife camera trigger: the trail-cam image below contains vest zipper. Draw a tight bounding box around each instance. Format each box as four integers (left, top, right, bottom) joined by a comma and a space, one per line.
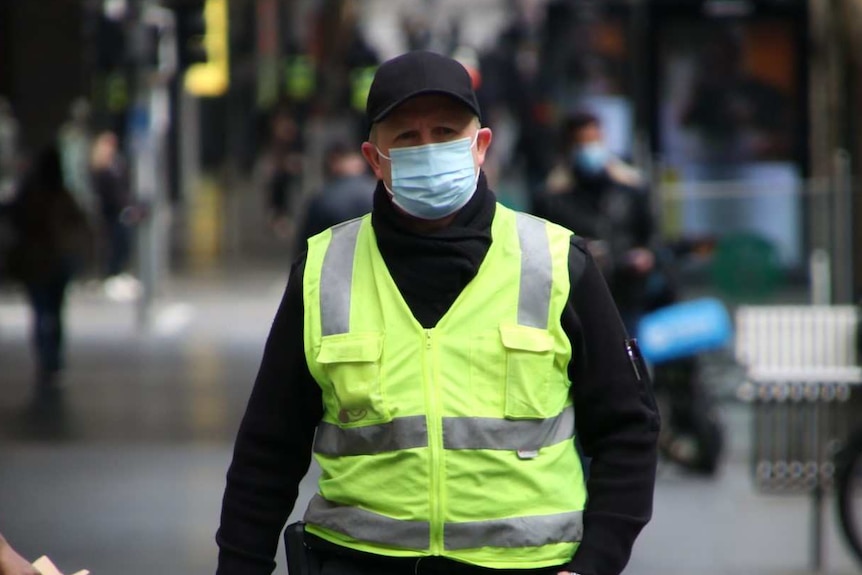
424, 328, 444, 554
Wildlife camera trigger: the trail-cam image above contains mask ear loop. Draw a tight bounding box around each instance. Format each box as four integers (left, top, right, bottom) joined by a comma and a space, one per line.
374, 147, 395, 199
470, 131, 482, 182
375, 146, 391, 161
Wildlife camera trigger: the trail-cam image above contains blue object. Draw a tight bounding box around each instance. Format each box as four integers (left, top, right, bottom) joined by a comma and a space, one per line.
571, 143, 610, 176
636, 297, 733, 364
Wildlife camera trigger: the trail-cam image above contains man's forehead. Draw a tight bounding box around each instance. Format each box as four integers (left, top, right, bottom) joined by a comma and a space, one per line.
382, 94, 474, 125
573, 124, 602, 142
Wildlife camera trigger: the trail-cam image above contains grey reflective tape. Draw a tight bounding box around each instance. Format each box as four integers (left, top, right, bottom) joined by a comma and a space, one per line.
304, 494, 430, 549
320, 220, 363, 336
314, 416, 429, 456
515, 213, 552, 329
442, 406, 575, 451
444, 510, 583, 550
305, 495, 581, 552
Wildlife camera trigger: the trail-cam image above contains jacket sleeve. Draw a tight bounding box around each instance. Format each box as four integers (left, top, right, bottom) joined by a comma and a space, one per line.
216, 258, 322, 575
562, 237, 660, 575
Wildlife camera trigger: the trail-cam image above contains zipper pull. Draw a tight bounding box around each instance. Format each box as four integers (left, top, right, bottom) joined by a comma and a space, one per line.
625, 338, 642, 381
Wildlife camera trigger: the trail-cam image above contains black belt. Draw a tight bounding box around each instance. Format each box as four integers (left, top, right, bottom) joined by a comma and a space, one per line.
305, 533, 564, 575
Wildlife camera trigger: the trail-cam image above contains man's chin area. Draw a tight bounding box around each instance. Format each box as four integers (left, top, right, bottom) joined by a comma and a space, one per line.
388, 199, 456, 230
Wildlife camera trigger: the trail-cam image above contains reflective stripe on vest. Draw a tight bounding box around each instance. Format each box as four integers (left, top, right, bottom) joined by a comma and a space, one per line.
515, 213, 553, 329
320, 219, 362, 336
318, 212, 552, 336
306, 494, 583, 550
314, 415, 428, 456
314, 406, 575, 456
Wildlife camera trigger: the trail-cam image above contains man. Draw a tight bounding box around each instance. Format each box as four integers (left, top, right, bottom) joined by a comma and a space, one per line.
536, 112, 660, 331
295, 141, 376, 249
536, 112, 723, 475
216, 51, 658, 575
89, 131, 141, 301
264, 103, 304, 240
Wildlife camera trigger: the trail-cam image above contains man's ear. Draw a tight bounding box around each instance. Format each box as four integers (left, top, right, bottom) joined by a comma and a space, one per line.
361, 142, 384, 180
476, 127, 493, 166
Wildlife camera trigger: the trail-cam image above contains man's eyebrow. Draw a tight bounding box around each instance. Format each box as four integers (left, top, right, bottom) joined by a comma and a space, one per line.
383, 108, 471, 131
383, 117, 411, 131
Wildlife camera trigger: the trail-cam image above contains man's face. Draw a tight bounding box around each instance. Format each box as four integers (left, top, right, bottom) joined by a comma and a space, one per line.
572, 123, 603, 150
361, 94, 492, 187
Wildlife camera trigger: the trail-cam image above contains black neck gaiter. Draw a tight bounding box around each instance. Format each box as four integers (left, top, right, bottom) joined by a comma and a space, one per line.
371, 173, 496, 328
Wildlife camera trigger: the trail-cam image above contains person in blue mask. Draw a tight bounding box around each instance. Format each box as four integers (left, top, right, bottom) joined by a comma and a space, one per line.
535, 111, 659, 332
535, 113, 724, 475
215, 52, 658, 575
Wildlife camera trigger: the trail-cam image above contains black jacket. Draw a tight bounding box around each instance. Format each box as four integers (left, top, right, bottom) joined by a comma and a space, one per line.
296, 173, 376, 251
216, 174, 659, 575
90, 161, 130, 220
534, 165, 660, 316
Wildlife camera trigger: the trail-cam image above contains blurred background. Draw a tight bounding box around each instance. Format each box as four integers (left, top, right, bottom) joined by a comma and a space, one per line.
1, 0, 862, 573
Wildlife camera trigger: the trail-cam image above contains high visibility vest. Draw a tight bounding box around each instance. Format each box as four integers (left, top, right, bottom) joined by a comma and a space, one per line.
284, 55, 316, 102
349, 66, 377, 112
302, 204, 586, 569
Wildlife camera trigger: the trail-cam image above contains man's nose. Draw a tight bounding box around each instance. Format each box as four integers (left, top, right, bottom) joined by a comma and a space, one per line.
415, 129, 437, 146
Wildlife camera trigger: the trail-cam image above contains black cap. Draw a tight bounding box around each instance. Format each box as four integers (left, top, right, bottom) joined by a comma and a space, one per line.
366, 51, 481, 124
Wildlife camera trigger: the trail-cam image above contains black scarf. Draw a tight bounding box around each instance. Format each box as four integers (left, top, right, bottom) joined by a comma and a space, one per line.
371, 173, 496, 328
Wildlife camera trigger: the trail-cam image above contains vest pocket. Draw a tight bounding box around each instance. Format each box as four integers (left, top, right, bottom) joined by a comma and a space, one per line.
317, 332, 390, 426
500, 324, 555, 419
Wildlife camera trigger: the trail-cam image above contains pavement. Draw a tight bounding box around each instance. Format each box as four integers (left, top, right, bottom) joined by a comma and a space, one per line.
0, 257, 860, 575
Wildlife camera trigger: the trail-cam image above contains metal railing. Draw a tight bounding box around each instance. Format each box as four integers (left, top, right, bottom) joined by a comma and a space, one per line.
735, 304, 861, 571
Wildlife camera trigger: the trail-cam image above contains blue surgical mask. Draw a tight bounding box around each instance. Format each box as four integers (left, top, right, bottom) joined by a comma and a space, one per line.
572, 143, 609, 176
377, 134, 479, 220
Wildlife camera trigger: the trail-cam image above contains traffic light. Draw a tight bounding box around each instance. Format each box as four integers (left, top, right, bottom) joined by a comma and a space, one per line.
175, 0, 228, 96
176, 1, 208, 70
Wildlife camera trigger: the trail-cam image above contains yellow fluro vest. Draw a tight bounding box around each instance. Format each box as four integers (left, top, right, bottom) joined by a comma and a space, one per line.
302, 204, 586, 570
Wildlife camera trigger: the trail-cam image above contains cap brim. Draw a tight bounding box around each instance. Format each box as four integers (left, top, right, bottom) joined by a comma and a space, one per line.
371, 89, 480, 123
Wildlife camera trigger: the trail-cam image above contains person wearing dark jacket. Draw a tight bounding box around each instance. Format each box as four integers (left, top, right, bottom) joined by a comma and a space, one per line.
7, 145, 90, 387
535, 112, 723, 475
533, 112, 665, 332
295, 141, 375, 250
89, 130, 142, 301
216, 51, 658, 575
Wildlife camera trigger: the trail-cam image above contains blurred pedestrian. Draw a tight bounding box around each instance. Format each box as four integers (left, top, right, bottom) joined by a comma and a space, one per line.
59, 98, 96, 224
535, 111, 658, 329
59, 98, 98, 281
6, 145, 91, 388
295, 141, 375, 249
0, 533, 37, 575
535, 111, 724, 475
310, 0, 379, 127
263, 104, 304, 240
477, 0, 557, 206
89, 130, 140, 301
0, 96, 19, 202
216, 51, 658, 575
